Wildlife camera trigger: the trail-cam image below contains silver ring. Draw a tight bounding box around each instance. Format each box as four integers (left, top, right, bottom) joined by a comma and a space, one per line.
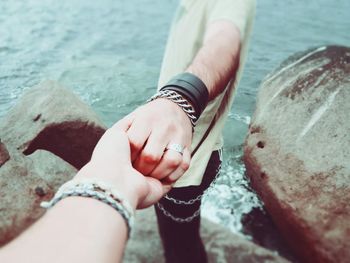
166, 143, 184, 155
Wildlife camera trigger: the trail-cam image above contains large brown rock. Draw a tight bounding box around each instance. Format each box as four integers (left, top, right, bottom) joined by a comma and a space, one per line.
0, 81, 106, 245
125, 208, 289, 263
1, 80, 106, 170
244, 46, 350, 262
0, 80, 289, 262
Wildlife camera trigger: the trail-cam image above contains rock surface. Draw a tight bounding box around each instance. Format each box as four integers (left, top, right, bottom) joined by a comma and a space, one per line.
0, 80, 289, 262
244, 46, 350, 263
125, 208, 288, 263
0, 141, 10, 167
0, 81, 106, 245
1, 80, 106, 170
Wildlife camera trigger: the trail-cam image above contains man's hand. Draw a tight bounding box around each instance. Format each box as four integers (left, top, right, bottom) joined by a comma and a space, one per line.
76, 121, 186, 209
116, 98, 192, 184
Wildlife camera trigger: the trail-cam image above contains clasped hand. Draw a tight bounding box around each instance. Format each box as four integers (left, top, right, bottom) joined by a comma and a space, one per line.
116, 98, 193, 184
77, 98, 193, 210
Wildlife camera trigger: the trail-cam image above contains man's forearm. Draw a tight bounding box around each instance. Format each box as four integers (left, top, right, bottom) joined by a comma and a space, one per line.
186, 20, 241, 100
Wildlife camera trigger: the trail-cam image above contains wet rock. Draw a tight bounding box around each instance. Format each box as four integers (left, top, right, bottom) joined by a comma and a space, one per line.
0, 80, 106, 246
125, 208, 289, 263
244, 46, 350, 263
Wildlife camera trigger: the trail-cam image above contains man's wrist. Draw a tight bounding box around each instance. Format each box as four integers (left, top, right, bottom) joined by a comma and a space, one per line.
147, 91, 197, 128
159, 72, 209, 119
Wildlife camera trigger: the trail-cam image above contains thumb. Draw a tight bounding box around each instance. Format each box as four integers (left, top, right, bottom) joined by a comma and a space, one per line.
137, 177, 171, 209
112, 113, 134, 132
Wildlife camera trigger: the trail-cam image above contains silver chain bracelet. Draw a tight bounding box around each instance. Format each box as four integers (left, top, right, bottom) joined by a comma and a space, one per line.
147, 90, 198, 127
41, 178, 134, 238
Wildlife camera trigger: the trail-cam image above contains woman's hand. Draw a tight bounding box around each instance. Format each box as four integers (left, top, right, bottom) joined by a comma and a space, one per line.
74, 123, 177, 209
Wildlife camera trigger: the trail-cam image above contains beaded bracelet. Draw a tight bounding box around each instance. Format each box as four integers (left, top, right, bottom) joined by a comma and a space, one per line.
40, 178, 134, 238
147, 89, 198, 127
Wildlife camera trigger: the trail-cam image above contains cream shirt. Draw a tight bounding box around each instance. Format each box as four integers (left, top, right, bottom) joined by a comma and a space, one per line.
158, 0, 256, 187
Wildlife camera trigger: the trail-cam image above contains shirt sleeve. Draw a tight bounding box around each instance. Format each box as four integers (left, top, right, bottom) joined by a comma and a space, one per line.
206, 0, 256, 39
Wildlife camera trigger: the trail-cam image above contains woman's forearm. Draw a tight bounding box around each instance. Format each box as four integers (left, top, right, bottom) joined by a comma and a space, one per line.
0, 114, 169, 263
0, 196, 130, 263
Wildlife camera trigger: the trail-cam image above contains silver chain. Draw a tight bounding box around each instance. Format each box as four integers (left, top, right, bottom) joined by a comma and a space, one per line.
164, 193, 203, 205
164, 163, 222, 205
157, 202, 201, 223
147, 90, 198, 127
157, 162, 222, 223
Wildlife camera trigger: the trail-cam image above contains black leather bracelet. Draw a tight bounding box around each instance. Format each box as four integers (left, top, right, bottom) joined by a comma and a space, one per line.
160, 72, 209, 119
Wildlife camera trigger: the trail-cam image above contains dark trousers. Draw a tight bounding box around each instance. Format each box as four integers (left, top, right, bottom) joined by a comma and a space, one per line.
155, 151, 221, 263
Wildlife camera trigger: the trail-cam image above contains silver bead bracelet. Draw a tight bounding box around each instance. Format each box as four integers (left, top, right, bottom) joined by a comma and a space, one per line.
40, 178, 134, 238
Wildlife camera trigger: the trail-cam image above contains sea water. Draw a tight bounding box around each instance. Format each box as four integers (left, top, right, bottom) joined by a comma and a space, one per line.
0, 0, 349, 237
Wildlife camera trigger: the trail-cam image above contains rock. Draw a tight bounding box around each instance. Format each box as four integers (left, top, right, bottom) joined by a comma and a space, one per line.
0, 80, 290, 262
0, 141, 10, 167
0, 150, 76, 246
1, 80, 106, 169
242, 207, 299, 262
0, 81, 106, 246
244, 46, 350, 263
124, 208, 289, 263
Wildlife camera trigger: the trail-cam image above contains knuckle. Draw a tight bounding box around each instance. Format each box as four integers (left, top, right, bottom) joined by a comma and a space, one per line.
163, 121, 177, 132
181, 160, 190, 171
130, 140, 143, 150
161, 176, 174, 185
149, 171, 163, 180
142, 151, 160, 164
168, 171, 182, 182
168, 121, 177, 130
165, 155, 181, 168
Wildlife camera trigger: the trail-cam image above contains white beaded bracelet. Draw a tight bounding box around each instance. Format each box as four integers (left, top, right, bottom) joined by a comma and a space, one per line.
40, 178, 134, 238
